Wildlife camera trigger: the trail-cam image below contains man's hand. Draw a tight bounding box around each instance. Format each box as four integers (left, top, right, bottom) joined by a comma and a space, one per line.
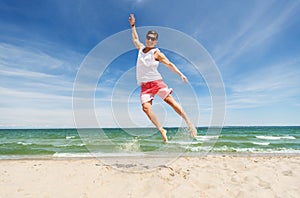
180, 74, 188, 83
129, 14, 135, 26
130, 14, 143, 49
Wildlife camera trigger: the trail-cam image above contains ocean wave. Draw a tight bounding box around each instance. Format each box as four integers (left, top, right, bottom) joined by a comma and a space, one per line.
118, 138, 140, 152
188, 145, 300, 154
194, 135, 219, 141
17, 142, 33, 146
252, 142, 270, 146
56, 143, 86, 148
65, 136, 77, 139
53, 152, 93, 158
188, 146, 212, 152
52, 152, 146, 158
256, 135, 296, 140
169, 141, 200, 145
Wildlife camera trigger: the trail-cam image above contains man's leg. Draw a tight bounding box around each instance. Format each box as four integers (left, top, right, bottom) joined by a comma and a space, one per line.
142, 101, 168, 143
164, 95, 197, 137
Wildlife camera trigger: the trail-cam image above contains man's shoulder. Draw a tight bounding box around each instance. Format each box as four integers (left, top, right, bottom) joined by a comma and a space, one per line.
137, 44, 146, 51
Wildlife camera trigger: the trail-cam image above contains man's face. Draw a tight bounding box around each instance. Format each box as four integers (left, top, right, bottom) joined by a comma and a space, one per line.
145, 34, 157, 47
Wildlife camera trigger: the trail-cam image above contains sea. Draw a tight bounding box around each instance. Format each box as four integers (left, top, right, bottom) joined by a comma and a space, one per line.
0, 126, 299, 160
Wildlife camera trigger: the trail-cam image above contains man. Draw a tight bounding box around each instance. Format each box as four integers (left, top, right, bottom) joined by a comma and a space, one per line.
129, 14, 197, 143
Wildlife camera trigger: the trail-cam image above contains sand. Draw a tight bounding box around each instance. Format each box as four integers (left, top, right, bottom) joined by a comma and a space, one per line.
1, 155, 300, 198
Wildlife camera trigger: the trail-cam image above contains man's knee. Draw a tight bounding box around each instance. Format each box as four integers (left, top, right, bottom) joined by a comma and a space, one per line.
142, 103, 151, 113
164, 94, 174, 105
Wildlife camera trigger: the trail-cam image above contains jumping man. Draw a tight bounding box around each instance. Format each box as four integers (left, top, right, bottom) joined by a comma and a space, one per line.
129, 14, 197, 143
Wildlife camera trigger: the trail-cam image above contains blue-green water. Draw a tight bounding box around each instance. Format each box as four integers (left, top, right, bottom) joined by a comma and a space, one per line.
0, 127, 299, 159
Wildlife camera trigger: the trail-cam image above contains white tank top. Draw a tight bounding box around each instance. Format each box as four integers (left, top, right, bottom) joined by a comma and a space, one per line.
136, 48, 162, 85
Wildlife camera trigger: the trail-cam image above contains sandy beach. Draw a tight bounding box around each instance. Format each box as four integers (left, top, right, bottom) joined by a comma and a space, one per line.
0, 155, 299, 198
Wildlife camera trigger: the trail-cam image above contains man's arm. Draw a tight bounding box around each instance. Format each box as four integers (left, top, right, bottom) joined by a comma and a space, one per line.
155, 51, 188, 83
129, 14, 144, 50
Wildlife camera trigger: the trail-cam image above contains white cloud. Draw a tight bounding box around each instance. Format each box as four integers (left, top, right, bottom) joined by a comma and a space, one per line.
213, 1, 300, 65
0, 42, 63, 71
0, 42, 81, 128
226, 58, 300, 110
0, 107, 75, 128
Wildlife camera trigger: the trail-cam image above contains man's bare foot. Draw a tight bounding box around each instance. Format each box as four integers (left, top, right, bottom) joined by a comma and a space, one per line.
159, 128, 168, 143
188, 123, 197, 137
190, 127, 197, 137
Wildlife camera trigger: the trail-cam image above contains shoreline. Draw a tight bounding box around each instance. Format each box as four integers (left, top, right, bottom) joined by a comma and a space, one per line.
1, 151, 300, 161
1, 155, 300, 197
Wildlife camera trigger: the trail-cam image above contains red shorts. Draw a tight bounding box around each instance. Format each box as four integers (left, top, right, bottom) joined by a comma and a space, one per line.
140, 79, 173, 104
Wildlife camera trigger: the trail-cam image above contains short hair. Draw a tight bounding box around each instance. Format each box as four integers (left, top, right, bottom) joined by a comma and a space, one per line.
147, 30, 158, 40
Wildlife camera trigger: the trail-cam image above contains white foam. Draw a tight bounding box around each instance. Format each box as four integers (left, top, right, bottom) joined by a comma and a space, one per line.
119, 138, 140, 152
256, 135, 296, 140
56, 143, 86, 147
65, 136, 76, 139
194, 135, 219, 141
17, 142, 32, 146
213, 146, 300, 154
53, 152, 146, 158
187, 146, 214, 152
187, 145, 300, 154
252, 142, 270, 146
53, 153, 93, 158
168, 141, 200, 145
93, 152, 146, 157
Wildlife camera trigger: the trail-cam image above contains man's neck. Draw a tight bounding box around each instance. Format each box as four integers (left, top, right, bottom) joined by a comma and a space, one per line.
143, 47, 154, 53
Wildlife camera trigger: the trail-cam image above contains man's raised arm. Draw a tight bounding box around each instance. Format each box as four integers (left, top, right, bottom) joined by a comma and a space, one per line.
129, 14, 144, 50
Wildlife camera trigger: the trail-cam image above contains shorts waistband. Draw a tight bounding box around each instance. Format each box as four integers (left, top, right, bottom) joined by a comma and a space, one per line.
141, 79, 163, 86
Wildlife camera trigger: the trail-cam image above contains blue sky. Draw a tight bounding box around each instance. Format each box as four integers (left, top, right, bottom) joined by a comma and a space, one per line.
1, 0, 300, 128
